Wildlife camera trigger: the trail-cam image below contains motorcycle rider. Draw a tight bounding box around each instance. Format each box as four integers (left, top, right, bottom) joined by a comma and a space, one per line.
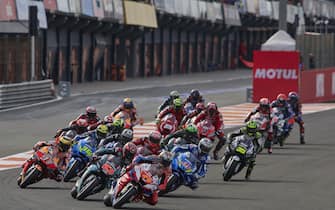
105, 119, 125, 135
157, 90, 180, 115
160, 124, 199, 150
110, 97, 144, 128
19, 131, 74, 183
223, 121, 260, 180
108, 151, 173, 206
287, 91, 305, 144
244, 98, 273, 154
132, 131, 162, 156
183, 89, 205, 108
180, 102, 206, 126
194, 102, 226, 160
156, 98, 185, 126
171, 138, 214, 190
55, 118, 88, 137
83, 124, 109, 147
70, 106, 101, 130
99, 128, 134, 149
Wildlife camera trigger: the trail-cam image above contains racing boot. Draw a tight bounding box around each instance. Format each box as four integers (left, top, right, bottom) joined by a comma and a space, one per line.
245, 160, 255, 180
213, 137, 226, 160
267, 146, 273, 154
300, 135, 305, 144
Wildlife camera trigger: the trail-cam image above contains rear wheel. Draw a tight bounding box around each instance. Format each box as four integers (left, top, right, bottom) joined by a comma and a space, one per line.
63, 160, 81, 182
112, 185, 138, 209
223, 160, 239, 181
19, 167, 41, 188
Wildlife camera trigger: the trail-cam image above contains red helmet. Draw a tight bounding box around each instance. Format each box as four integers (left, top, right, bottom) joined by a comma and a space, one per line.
148, 131, 162, 144
277, 94, 287, 107
206, 102, 218, 117
259, 98, 270, 112
196, 102, 205, 112
122, 142, 137, 161
86, 106, 97, 118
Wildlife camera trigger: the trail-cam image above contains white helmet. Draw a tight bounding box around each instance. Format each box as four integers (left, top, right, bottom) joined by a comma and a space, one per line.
198, 138, 214, 154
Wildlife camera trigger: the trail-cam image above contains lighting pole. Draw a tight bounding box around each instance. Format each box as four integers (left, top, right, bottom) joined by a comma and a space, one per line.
279, 0, 287, 31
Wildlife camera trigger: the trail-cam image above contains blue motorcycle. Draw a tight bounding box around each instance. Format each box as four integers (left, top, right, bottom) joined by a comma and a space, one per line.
159, 151, 199, 195
63, 137, 96, 182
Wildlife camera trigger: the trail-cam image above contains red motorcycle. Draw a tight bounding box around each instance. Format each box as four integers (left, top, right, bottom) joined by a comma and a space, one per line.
197, 119, 216, 141
18, 146, 61, 188
104, 163, 162, 208
157, 113, 178, 137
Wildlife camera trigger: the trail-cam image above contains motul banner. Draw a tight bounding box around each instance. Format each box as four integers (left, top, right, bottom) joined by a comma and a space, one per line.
300, 68, 335, 103
253, 51, 300, 102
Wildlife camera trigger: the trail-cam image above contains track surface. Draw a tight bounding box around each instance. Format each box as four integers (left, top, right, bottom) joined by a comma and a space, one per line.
1, 77, 335, 210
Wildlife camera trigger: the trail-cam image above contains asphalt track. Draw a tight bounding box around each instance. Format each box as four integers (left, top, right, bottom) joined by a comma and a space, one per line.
1, 76, 335, 210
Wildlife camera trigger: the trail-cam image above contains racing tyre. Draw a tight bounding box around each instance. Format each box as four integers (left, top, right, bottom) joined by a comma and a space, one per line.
223, 160, 239, 181
76, 175, 99, 200
19, 167, 41, 188
63, 160, 81, 182
112, 185, 138, 209
159, 174, 178, 196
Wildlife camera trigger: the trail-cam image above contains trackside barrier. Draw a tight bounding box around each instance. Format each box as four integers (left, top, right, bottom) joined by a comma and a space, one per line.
246, 88, 253, 102
0, 80, 55, 110
300, 68, 335, 103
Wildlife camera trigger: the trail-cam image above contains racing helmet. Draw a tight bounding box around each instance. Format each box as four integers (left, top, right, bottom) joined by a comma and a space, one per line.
198, 138, 214, 154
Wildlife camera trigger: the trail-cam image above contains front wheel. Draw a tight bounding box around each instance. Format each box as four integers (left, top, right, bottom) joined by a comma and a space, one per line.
223, 159, 239, 182
19, 167, 41, 188
103, 193, 113, 207
112, 184, 138, 209
159, 174, 179, 196
63, 160, 81, 182
76, 175, 100, 200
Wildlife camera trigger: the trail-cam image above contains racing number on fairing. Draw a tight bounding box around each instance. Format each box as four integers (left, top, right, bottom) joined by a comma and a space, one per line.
79, 145, 93, 157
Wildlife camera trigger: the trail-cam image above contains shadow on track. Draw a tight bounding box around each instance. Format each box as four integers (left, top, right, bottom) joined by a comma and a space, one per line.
229, 179, 304, 184
81, 198, 103, 202
27, 186, 71, 190
164, 193, 258, 201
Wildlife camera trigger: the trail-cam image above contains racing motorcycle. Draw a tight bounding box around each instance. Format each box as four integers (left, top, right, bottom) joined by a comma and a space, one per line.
159, 150, 198, 195
222, 136, 255, 181
103, 163, 161, 208
184, 102, 195, 115
271, 108, 295, 147
18, 146, 60, 188
63, 137, 96, 182
157, 113, 178, 137
71, 154, 123, 200
249, 113, 270, 153
197, 119, 216, 141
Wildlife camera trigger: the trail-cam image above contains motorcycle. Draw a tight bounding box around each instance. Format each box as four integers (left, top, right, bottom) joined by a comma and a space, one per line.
71, 154, 123, 200
271, 108, 294, 147
114, 111, 144, 130
18, 146, 60, 188
159, 150, 198, 195
157, 113, 178, 137
222, 136, 254, 181
197, 119, 216, 141
183, 102, 195, 115
103, 163, 161, 208
249, 113, 270, 153
63, 137, 96, 182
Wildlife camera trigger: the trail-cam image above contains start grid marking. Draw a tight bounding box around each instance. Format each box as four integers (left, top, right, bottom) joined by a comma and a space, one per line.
1, 103, 335, 171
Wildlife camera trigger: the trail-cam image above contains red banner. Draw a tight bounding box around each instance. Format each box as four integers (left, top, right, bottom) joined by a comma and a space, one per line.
0, 0, 17, 20
253, 51, 300, 102
44, 0, 57, 11
300, 68, 335, 103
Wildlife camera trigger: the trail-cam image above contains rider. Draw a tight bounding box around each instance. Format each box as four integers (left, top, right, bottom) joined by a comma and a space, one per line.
271, 93, 294, 119
55, 118, 88, 137
183, 89, 205, 108
132, 131, 162, 156
180, 102, 206, 126
194, 102, 226, 160
19, 131, 74, 183
157, 98, 185, 126
99, 128, 134, 148
224, 121, 261, 180
287, 91, 305, 144
105, 119, 125, 135
111, 151, 173, 206
160, 124, 199, 150
84, 124, 109, 147
244, 98, 273, 154
157, 90, 180, 115
171, 138, 214, 190
70, 106, 101, 130
110, 98, 143, 128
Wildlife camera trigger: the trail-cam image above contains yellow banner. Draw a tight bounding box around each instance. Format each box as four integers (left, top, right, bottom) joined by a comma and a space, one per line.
124, 1, 158, 28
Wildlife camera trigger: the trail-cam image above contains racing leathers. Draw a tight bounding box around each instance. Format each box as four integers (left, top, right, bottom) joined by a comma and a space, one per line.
171, 144, 210, 189
70, 113, 100, 130
160, 129, 199, 150
157, 105, 185, 126
132, 137, 161, 156
288, 99, 305, 144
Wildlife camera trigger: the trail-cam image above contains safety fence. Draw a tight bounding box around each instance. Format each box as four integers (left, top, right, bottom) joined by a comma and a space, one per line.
0, 79, 55, 110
